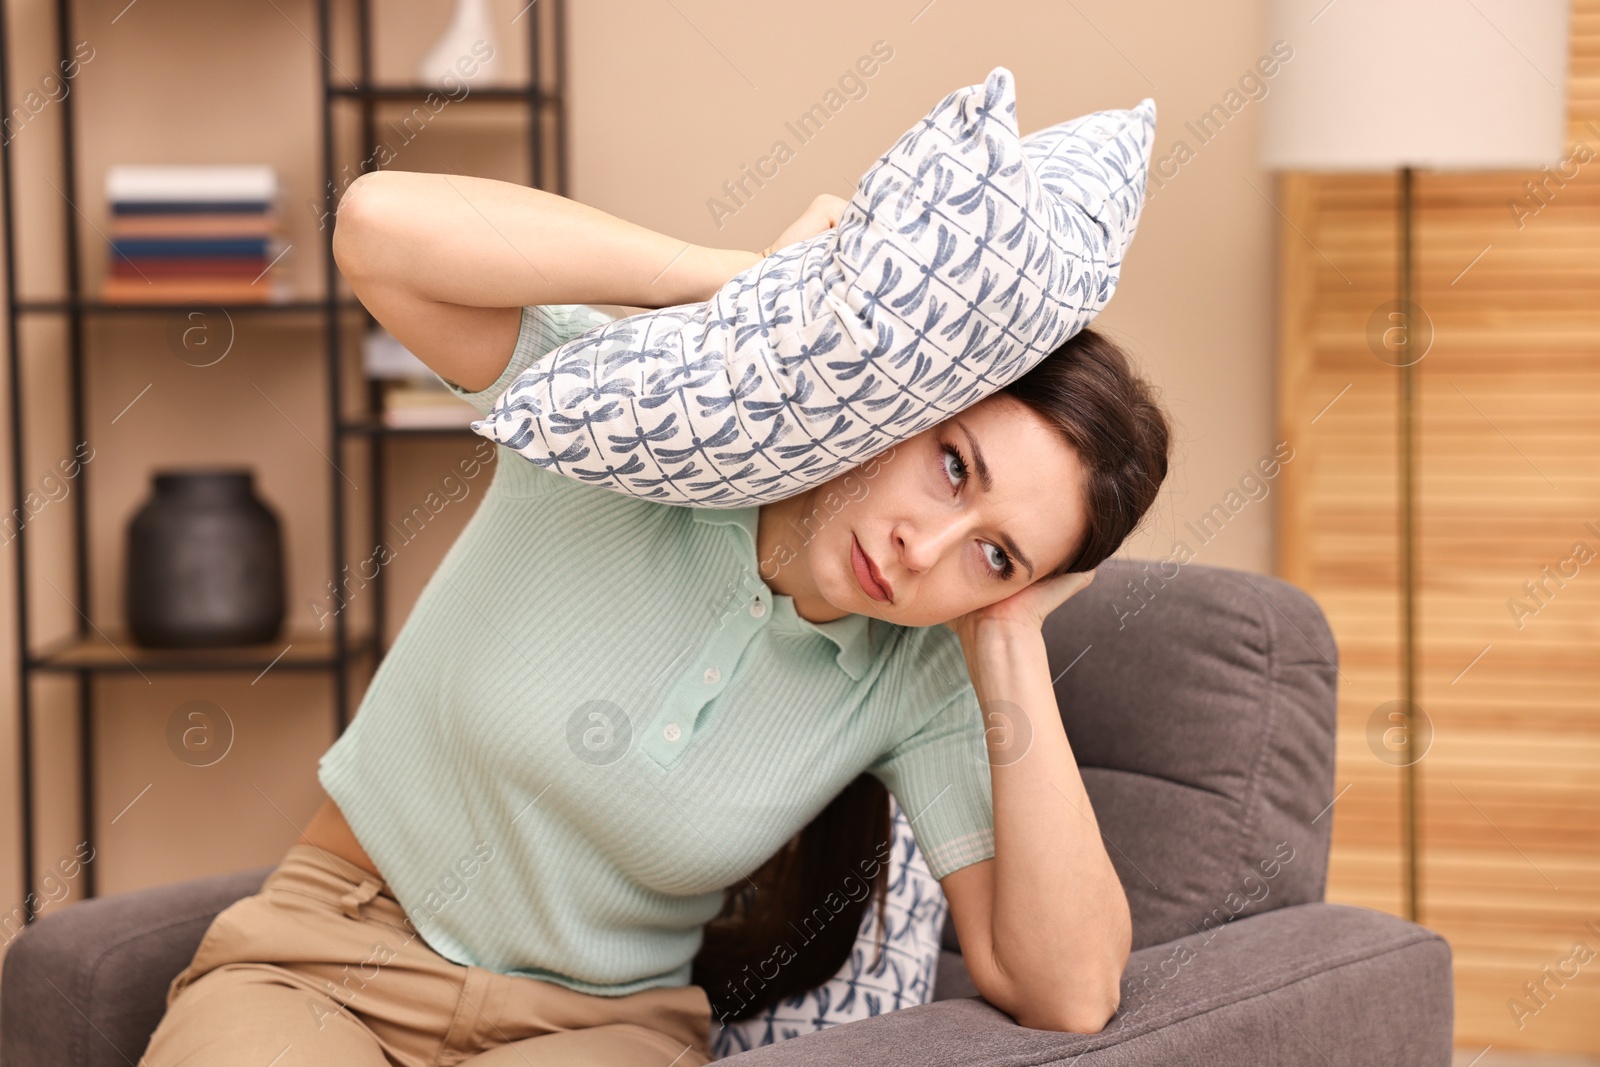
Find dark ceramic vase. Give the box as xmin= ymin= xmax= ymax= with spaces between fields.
xmin=125 ymin=468 xmax=286 ymax=647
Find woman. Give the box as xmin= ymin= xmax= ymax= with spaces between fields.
xmin=142 ymin=174 xmax=1172 ymax=1067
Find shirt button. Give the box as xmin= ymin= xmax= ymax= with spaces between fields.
xmin=703 ymin=666 xmax=721 ymax=684
xmin=749 ymin=599 xmax=766 ymax=618
xmin=663 ymin=722 xmax=682 ymax=742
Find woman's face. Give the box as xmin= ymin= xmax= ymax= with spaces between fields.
xmin=755 ymin=393 xmax=1089 ymax=628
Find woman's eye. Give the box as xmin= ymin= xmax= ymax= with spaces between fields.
xmin=940 ymin=443 xmax=966 ymax=489
xmin=940 ymin=442 xmax=1014 ymax=580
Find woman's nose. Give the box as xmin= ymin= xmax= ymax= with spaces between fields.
xmin=899 ymin=518 xmax=967 ymax=572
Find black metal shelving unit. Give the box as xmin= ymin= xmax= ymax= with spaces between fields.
xmin=1 ymin=0 xmax=566 ymax=911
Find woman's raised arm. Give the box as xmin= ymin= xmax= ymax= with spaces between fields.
xmin=330 ymin=170 xmax=760 ymax=392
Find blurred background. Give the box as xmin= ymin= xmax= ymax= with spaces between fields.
xmin=0 ymin=0 xmax=1593 ymax=1061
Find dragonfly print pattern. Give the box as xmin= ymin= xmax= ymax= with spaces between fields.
xmin=708 ymin=794 xmax=951 ymax=1058
xmin=473 ymin=67 xmax=1156 ymax=508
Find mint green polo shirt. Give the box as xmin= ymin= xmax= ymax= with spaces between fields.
xmin=317 ymin=304 xmax=995 ymax=996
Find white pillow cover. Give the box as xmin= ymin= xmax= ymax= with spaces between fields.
xmin=707 ymin=793 xmax=949 ymax=1059
xmin=471 ymin=66 xmax=1156 ymax=507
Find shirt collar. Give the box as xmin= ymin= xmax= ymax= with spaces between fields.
xmin=691 ymin=505 xmax=877 ymax=681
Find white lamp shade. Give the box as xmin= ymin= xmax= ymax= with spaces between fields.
xmin=1259 ymin=0 xmax=1569 ymax=171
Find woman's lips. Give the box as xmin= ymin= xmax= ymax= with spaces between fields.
xmin=852 ymin=534 xmax=892 ymax=603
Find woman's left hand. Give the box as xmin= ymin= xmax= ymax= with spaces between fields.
xmin=942 ymin=568 xmax=1098 ymax=642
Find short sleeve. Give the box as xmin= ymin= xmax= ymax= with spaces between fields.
xmin=439 ymin=304 xmax=617 ymax=417
xmin=867 ymin=683 xmax=995 ymax=881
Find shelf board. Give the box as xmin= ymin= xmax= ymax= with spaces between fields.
xmin=328 ymin=84 xmax=559 ymax=104
xmin=29 ymin=631 xmax=376 ymax=673
xmin=14 ymin=298 xmax=368 ymax=316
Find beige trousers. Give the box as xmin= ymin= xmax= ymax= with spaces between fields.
xmin=141 ymin=844 xmax=715 ymax=1067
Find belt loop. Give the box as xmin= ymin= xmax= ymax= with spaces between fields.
xmin=339 ymin=877 xmax=382 ymax=920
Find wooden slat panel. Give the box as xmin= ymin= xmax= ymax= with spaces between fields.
xmin=1277 ymin=1 xmax=1600 ymax=1053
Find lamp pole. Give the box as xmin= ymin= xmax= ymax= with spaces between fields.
xmin=1397 ymin=165 xmax=1419 ymax=925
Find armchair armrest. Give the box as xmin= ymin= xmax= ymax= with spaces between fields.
xmin=716 ymin=902 xmax=1453 ymax=1066
xmin=1 ymin=866 xmax=272 ymax=1067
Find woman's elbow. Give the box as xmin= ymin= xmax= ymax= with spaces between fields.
xmin=1013 ymin=973 xmax=1123 ymax=1034
xmin=331 ymin=171 xmax=396 ymax=280
xmin=1018 ymin=992 xmax=1120 ymax=1034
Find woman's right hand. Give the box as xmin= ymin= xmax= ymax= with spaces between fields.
xmin=699 ymin=191 xmax=847 ymax=296
xmin=760 ymin=193 xmax=848 ymax=258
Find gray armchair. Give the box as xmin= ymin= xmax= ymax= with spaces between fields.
xmin=1 ymin=560 xmax=1454 ymax=1065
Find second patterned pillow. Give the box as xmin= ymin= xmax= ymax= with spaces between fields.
xmin=706 ymin=793 xmax=950 ymax=1059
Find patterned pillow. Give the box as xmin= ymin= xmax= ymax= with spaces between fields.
xmin=470 ymin=66 xmax=1156 ymax=507
xmin=707 ymin=794 xmax=949 ymax=1060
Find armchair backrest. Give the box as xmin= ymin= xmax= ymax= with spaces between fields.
xmin=1039 ymin=558 xmax=1339 ymax=951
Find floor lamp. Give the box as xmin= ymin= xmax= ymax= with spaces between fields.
xmin=1258 ymin=0 xmax=1569 ymax=923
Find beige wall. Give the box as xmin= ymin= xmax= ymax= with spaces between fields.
xmin=0 ymin=0 xmax=1279 ymax=938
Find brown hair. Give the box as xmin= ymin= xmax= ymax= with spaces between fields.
xmin=690 ymin=326 xmax=1171 ymax=1022
xmin=999 ymin=324 xmax=1172 ymax=576
xmin=691 ymin=773 xmax=893 ymax=1023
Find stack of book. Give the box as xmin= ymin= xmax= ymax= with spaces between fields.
xmin=103 ymin=164 xmax=289 ymax=304
xmin=363 ymin=326 xmax=479 ymax=429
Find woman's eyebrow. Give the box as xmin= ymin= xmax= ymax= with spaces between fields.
xmin=954 ymin=418 xmax=1035 ymax=579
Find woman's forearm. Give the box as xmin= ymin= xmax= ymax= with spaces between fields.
xmin=333 ymin=169 xmax=759 ymax=310
xmin=965 ymin=622 xmax=1132 ymax=1031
